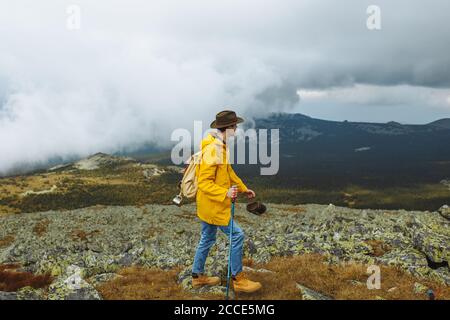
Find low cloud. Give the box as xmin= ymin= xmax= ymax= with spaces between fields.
xmin=1 ymin=0 xmax=450 ymax=174
xmin=298 ymin=85 xmax=450 ymax=109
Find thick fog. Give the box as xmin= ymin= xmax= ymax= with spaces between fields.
xmin=1 ymin=0 xmax=449 ymax=174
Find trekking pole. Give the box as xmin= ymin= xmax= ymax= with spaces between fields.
xmin=225 ymin=186 xmax=237 ymax=300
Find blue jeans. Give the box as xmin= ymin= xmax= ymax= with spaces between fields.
xmin=192 ymin=220 xmax=244 ymax=277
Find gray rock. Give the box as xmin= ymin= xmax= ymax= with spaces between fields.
xmin=47 ymin=265 xmax=101 ymax=300
xmin=0 ymin=291 xmax=18 ymax=300
xmin=431 ymin=267 xmax=450 ymax=285
xmin=88 ymin=273 xmax=121 ymax=286
xmin=118 ymin=253 xmax=134 ymax=266
xmin=438 ymin=205 xmax=450 ymax=220
xmin=242 ymin=266 xmax=274 ymax=273
xmin=296 ymin=283 xmax=333 ymax=300
xmin=1 ymin=201 xmax=450 ymax=296
xmin=16 ymin=287 xmax=45 ymax=300
xmin=65 ymin=287 xmax=100 ymax=300
xmin=413 ymin=282 xmax=428 ymax=295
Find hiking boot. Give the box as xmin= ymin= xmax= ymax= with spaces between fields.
xmin=232 ymin=273 xmax=262 ymax=293
xmin=192 ymin=274 xmax=221 ymax=288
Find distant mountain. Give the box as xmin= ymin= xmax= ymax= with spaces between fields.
xmin=229 ymin=112 xmax=450 ymax=210
xmin=250 ymin=113 xmax=450 ymax=163
xmin=254 ymin=112 xmax=450 ymax=138
xmin=428 ymin=118 xmax=450 ymax=129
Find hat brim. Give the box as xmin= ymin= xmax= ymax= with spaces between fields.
xmin=246 ymin=201 xmax=267 ymax=215
xmin=210 ymin=117 xmax=244 ymax=129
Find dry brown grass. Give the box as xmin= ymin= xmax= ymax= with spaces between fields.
xmin=242 ymin=257 xmax=255 ymax=268
xmin=0 ymin=172 xmax=138 ymax=214
xmin=364 ymin=240 xmax=392 ymax=257
xmin=0 ymin=264 xmax=53 ymax=292
xmin=33 ymin=219 xmax=50 ymax=237
xmin=96 ymin=266 xmax=221 ymax=300
xmin=97 ymin=254 xmax=450 ymax=300
xmin=0 ymin=205 xmax=20 ymax=216
xmin=235 ymin=215 xmax=253 ymax=225
xmin=0 ymin=173 xmax=68 ymax=197
xmin=0 ymin=235 xmax=15 ymax=248
xmin=281 ymin=206 xmax=307 ymax=214
xmin=71 ymin=229 xmax=100 ymax=242
xmin=244 ymin=254 xmax=450 ymax=300
xmin=177 ymin=210 xmax=195 ymax=220
xmin=145 ymin=225 xmax=165 ymax=238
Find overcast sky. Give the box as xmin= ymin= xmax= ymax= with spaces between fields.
xmin=1 ymin=0 xmax=450 ymax=174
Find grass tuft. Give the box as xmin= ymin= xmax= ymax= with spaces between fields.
xmin=96 ymin=266 xmax=220 ymax=300
xmin=0 ymin=264 xmax=53 ymax=292
xmin=33 ymin=219 xmax=50 ymax=237
xmin=364 ymin=240 xmax=392 ymax=257
xmin=0 ymin=235 xmax=15 ymax=248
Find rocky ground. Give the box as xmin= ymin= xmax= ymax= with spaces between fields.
xmin=0 ymin=202 xmax=449 ymax=300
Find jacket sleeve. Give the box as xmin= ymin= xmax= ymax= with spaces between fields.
xmin=197 ymin=146 xmax=229 ymax=202
xmin=228 ymin=165 xmax=248 ymax=193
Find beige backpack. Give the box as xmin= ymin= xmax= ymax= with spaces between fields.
xmin=173 ymin=151 xmax=202 ymax=205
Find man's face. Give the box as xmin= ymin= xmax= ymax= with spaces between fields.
xmin=225 ymin=124 xmax=237 ymax=137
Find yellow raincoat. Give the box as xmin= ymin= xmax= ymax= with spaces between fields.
xmin=196 ymin=133 xmax=248 ymax=226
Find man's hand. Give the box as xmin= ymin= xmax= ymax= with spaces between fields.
xmin=245 ymin=189 xmax=256 ymax=199
xmin=227 ymin=186 xmax=238 ymax=199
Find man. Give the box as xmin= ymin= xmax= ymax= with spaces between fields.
xmin=191 ymin=110 xmax=262 ymax=293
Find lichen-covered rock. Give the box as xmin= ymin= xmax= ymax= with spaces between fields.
xmin=0 ymin=202 xmax=449 ymax=298
xmin=413 ymin=282 xmax=428 ymax=294
xmin=87 ymin=273 xmax=121 ymax=287
xmin=429 ymin=267 xmax=450 ymax=285
xmin=47 ymin=265 xmax=101 ymax=300
xmin=177 ymin=266 xmax=229 ymax=297
xmin=438 ymin=205 xmax=450 ymax=220
xmin=243 ymin=266 xmax=274 ymax=273
xmin=410 ymin=229 xmax=450 ymax=264
xmin=0 ymin=291 xmax=17 ymax=300
xmin=16 ymin=287 xmax=45 ymax=300
xmin=376 ymin=248 xmax=429 ymax=270
xmin=296 ymin=283 xmax=333 ymax=300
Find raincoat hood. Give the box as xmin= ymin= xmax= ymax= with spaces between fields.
xmin=201 ymin=132 xmax=224 ymax=148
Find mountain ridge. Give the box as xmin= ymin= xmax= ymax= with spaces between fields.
xmin=2 ymin=112 xmax=449 ymax=177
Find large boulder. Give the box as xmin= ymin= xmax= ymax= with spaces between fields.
xmin=438 ymin=205 xmax=450 ymax=220
xmin=411 ymin=229 xmax=450 ymax=264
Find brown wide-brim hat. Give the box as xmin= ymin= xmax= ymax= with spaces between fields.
xmin=210 ymin=110 xmax=244 ymax=129
xmin=246 ymin=201 xmax=267 ymax=215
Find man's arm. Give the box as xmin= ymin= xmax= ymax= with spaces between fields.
xmin=197 ymin=147 xmax=229 ymax=202
xmin=228 ymin=165 xmax=248 ymax=193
